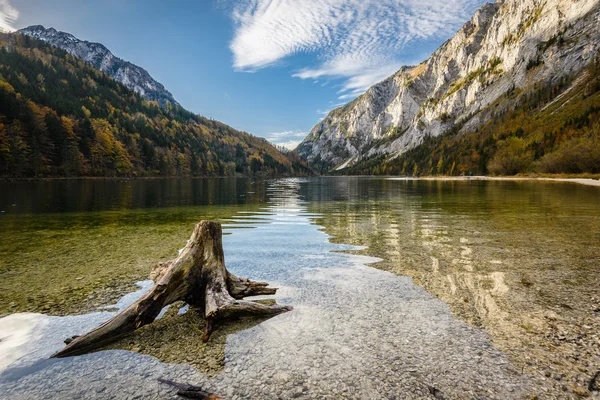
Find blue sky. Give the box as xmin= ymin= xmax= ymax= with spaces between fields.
xmin=2 ymin=0 xmax=486 ymax=148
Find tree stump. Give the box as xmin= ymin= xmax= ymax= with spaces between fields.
xmin=51 ymin=221 xmax=291 ymax=358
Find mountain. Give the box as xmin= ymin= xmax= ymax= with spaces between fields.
xmin=297 ymin=0 xmax=600 ymax=175
xmin=0 ymin=32 xmax=311 ymax=178
xmin=18 ymin=25 xmax=178 ymax=108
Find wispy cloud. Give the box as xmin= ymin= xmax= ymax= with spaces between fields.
xmin=265 ymin=130 xmax=309 ymax=150
xmin=228 ymin=0 xmax=484 ymax=100
xmin=0 ymin=0 xmax=18 ymax=33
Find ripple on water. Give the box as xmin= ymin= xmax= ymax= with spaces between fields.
xmin=0 ymin=179 xmax=530 ymax=399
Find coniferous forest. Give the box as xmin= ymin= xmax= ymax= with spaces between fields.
xmin=0 ymin=33 xmax=311 ymax=178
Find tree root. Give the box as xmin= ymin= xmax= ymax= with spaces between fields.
xmin=51 ymin=221 xmax=292 ymax=358
xmin=589 ymin=370 xmax=600 ymax=392
xmin=158 ymin=378 xmax=223 ymax=400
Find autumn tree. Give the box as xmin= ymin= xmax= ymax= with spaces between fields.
xmin=0 ymin=32 xmax=308 ymax=178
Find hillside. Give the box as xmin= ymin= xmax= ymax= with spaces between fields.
xmin=337 ymin=57 xmax=600 ymax=175
xmin=297 ymin=0 xmax=600 ymax=175
xmin=0 ymin=32 xmax=311 ymax=178
xmin=19 ymin=25 xmax=178 ymax=108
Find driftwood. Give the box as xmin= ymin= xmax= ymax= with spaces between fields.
xmin=589 ymin=370 xmax=600 ymax=392
xmin=158 ymin=378 xmax=222 ymax=400
xmin=51 ymin=221 xmax=291 ymax=358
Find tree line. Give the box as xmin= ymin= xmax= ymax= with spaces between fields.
xmin=336 ymin=53 xmax=600 ymax=176
xmin=0 ymin=33 xmax=311 ymax=178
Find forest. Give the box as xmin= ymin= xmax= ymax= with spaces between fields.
xmin=337 ymin=53 xmax=600 ymax=177
xmin=0 ymin=33 xmax=311 ymax=178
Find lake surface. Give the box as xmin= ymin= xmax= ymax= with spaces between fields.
xmin=0 ymin=177 xmax=599 ymax=399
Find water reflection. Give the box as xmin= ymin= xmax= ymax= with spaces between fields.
xmin=0 ymin=204 xmax=267 ymax=316
xmin=306 ymin=177 xmax=600 ymax=396
xmin=0 ymin=178 xmax=271 ymax=214
xmin=0 ymin=178 xmax=529 ymax=399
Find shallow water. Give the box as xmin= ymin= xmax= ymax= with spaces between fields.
xmin=0 ymin=178 xmax=270 ymax=316
xmin=304 ymin=178 xmax=600 ymax=396
xmin=0 ymin=177 xmax=598 ymax=399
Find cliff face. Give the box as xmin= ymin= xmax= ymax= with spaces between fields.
xmin=297 ymin=0 xmax=600 ymax=170
xmin=18 ymin=25 xmax=179 ymax=108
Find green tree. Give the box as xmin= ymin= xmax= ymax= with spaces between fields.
xmin=436 ymin=156 xmax=444 ymax=175
xmin=488 ymin=137 xmax=534 ymax=175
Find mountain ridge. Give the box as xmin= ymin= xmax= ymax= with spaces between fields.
xmin=0 ymin=32 xmax=310 ymax=178
xmin=297 ymin=0 xmax=600 ymax=174
xmin=18 ymin=25 xmax=179 ymax=108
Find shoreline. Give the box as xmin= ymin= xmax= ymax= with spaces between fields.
xmin=388 ymin=175 xmax=600 ymax=187
xmin=0 ymin=174 xmax=299 ymax=182
xmin=2 ymin=174 xmax=599 ymax=186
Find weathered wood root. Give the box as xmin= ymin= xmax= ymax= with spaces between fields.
xmin=202 ymin=317 xmax=214 ymax=343
xmin=227 ymin=273 xmax=278 ymax=299
xmin=589 ymin=370 xmax=600 ymax=392
xmin=51 ymin=221 xmax=291 ymax=358
xmin=158 ymin=378 xmax=222 ymax=400
xmin=178 ymin=390 xmax=221 ymax=400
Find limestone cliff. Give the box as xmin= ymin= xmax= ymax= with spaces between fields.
xmin=297 ymin=0 xmax=600 ymax=170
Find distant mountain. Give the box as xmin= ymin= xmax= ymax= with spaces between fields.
xmin=18 ymin=25 xmax=178 ymax=108
xmin=0 ymin=32 xmax=311 ymax=178
xmin=298 ymin=0 xmax=600 ymax=175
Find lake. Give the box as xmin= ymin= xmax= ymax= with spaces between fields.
xmin=0 ymin=177 xmax=598 ymax=399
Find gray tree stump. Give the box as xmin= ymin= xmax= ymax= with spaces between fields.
xmin=52 ymin=221 xmax=291 ymax=358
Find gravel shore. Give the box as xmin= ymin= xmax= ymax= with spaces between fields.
xmin=389 ymin=176 xmax=600 ymax=187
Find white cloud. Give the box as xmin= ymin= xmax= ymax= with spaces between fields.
xmin=0 ymin=0 xmax=18 ymax=33
xmin=228 ymin=0 xmax=484 ymax=99
xmin=275 ymin=140 xmax=302 ymax=150
xmin=265 ymin=130 xmax=309 ymax=150
xmin=293 ymin=55 xmax=404 ymax=98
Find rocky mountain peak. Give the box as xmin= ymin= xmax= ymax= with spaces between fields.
xmin=297 ymin=0 xmax=600 ymax=171
xmin=18 ymin=25 xmax=179 ymax=108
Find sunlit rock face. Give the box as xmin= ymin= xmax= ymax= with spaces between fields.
xmin=18 ymin=25 xmax=179 ymax=108
xmin=297 ymin=0 xmax=600 ymax=169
